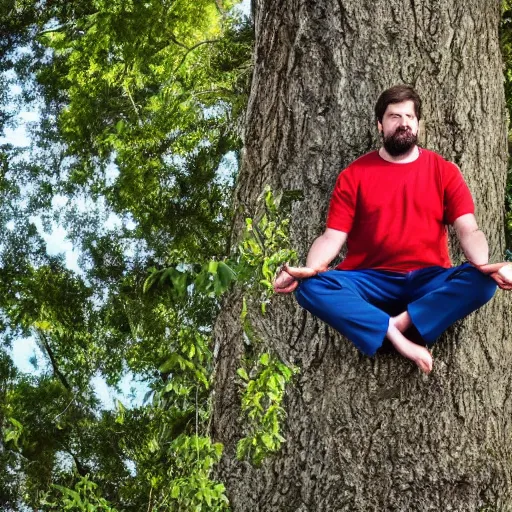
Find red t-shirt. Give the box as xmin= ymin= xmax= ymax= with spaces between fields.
xmin=326 ymin=148 xmax=475 ymax=272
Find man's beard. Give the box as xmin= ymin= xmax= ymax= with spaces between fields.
xmin=382 ymin=127 xmax=418 ymax=156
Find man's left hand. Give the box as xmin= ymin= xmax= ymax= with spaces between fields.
xmin=472 ymin=262 xmax=512 ymax=290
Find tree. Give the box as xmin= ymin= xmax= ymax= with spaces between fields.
xmin=212 ymin=1 xmax=512 ymax=510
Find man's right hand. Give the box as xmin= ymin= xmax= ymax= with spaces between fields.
xmin=273 ymin=229 xmax=345 ymax=294
xmin=273 ymin=264 xmax=324 ymax=294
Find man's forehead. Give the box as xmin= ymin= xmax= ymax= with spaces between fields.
xmin=384 ymin=100 xmax=416 ymax=115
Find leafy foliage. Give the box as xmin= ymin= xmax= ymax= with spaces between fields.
xmin=145 ymin=186 xmax=301 ymax=470
xmin=235 ymin=187 xmax=299 ymax=308
xmin=0 ymin=0 xmax=252 ymax=510
xmin=42 ymin=476 xmax=119 ymax=512
xmin=236 ymin=354 xmax=297 ymax=466
xmin=142 ymin=186 xmax=302 ymax=475
xmin=165 ymin=435 xmax=229 ymax=511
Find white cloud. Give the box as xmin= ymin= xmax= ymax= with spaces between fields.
xmin=10 ymin=336 xmax=46 ymax=375
xmin=44 ymin=225 xmax=73 ymax=254
xmin=0 ymin=125 xmax=30 ymax=147
xmin=51 ymin=195 xmax=68 ymax=208
xmin=105 ymin=161 xmax=120 ymax=185
xmin=91 ymin=372 xmax=150 ymax=410
xmin=234 ymin=0 xmax=250 ymax=16
xmin=29 ymin=216 xmax=82 ymax=274
xmin=105 ymin=212 xmax=122 ymax=230
xmin=19 ymin=111 xmax=39 ymax=122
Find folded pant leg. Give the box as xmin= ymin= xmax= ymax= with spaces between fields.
xmin=295 ymin=270 xmax=401 ymax=356
xmin=407 ymin=263 xmax=497 ymax=344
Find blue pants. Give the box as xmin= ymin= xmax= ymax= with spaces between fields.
xmin=295 ymin=264 xmax=497 ymax=356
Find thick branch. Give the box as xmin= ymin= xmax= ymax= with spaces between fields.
xmin=39 ymin=333 xmax=72 ymax=391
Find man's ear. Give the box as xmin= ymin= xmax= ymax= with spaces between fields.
xmin=377 ymin=120 xmax=383 ymax=134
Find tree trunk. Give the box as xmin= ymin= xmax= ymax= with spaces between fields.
xmin=212 ymin=0 xmax=512 ymax=510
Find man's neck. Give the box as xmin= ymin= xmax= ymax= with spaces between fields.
xmin=378 ymin=145 xmax=419 ymax=163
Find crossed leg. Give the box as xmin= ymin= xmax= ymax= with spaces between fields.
xmin=295 ymin=270 xmax=433 ymax=372
xmin=295 ymin=265 xmax=496 ymax=375
xmin=386 ymin=263 xmax=498 ymax=374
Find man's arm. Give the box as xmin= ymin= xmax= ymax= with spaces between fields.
xmin=453 ymin=213 xmax=512 ymax=289
xmin=274 ymin=228 xmax=347 ymax=293
xmin=453 ymin=213 xmax=488 ymax=265
xmin=305 ymin=228 xmax=348 ymax=269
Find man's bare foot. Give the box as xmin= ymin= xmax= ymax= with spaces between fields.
xmin=387 ymin=321 xmax=433 ymax=374
xmin=390 ymin=311 xmax=412 ymax=333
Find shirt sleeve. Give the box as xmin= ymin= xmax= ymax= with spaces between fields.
xmin=326 ymin=168 xmax=357 ymax=232
xmin=443 ymin=161 xmax=475 ymax=224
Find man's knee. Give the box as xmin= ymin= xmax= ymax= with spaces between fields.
xmin=294 ymin=271 xmax=347 ymax=313
xmin=294 ymin=275 xmax=325 ymax=310
xmin=477 ymin=275 xmax=497 ymax=305
xmin=465 ymin=266 xmax=497 ymax=306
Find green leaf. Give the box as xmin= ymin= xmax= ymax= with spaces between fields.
xmin=237 ymin=367 xmax=249 ymax=381
xmin=143 ymin=269 xmax=162 ymax=293
xmin=208 ymin=260 xmax=219 ymax=274
xmin=261 ymin=433 xmax=274 ymax=449
xmin=217 ymin=261 xmax=237 ymax=288
xmin=170 ymin=270 xmax=189 ymax=296
xmin=259 ymin=353 xmax=270 ymax=366
xmin=241 ymin=296 xmax=248 ymax=321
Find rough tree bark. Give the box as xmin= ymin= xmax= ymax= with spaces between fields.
xmin=212 ymin=0 xmax=512 ymax=510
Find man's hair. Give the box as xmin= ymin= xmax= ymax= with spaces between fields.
xmin=374 ymin=85 xmax=422 ymax=122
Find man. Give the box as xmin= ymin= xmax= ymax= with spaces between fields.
xmin=274 ymin=85 xmax=512 ymax=374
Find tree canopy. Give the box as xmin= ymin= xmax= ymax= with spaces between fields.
xmin=0 ymin=0 xmax=252 ymax=509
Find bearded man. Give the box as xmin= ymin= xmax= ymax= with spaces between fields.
xmin=274 ymin=84 xmax=512 ymax=374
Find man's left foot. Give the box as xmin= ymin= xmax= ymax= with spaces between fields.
xmin=387 ymin=321 xmax=433 ymax=374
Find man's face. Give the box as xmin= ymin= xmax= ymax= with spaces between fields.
xmin=378 ymin=100 xmax=419 ymax=156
